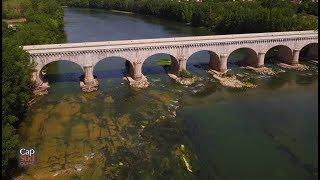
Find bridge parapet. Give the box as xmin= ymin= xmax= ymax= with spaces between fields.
xmin=23 ymin=30 xmax=317 ymax=56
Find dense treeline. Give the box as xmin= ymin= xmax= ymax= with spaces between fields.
xmin=298 ymin=0 xmax=318 ymax=16
xmin=2 ymin=0 xmax=65 ymax=177
xmin=63 ymin=0 xmax=318 ymax=34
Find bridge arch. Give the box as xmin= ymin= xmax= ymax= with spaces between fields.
xmin=35 ymin=59 xmax=84 ymax=88
xmin=299 ymin=43 xmax=318 ymax=62
xmin=142 ymin=53 xmax=180 ymax=76
xmin=227 ymin=47 xmax=258 ymax=68
xmin=186 ymin=50 xmax=220 ymax=72
xmin=93 ymin=56 xmax=134 ymax=80
xmin=265 ymin=45 xmax=293 ymax=64
xmin=92 ymin=54 xmax=134 ymax=68
xmin=34 ymin=58 xmax=84 ymax=72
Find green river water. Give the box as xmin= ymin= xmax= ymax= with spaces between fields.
xmin=17 ymin=8 xmax=318 ymax=180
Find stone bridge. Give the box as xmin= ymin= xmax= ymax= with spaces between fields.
xmin=23 ymin=30 xmax=318 ymax=92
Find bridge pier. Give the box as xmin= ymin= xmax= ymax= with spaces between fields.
xmin=178 ymin=58 xmax=187 ymax=72
xmin=80 ymin=66 xmax=99 ymax=92
xmin=124 ymin=61 xmax=149 ymax=88
xmin=208 ymin=52 xmax=220 ymax=70
xmin=257 ymin=52 xmax=266 ymax=67
xmin=291 ymin=49 xmax=300 ymax=65
xmin=217 ymin=54 xmax=228 ymax=73
xmin=132 ymin=62 xmax=143 ymax=81
xmin=208 ymin=53 xmax=228 ymax=73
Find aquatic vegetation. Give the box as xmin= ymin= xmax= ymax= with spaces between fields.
xmin=156 ymin=58 xmax=172 ymax=66
xmin=79 ymin=91 xmax=99 ymax=102
xmin=178 ymin=70 xmax=194 ymax=79
xmin=18 ymin=60 xmax=319 ymax=179
xmin=53 ymin=101 xmax=81 ymax=122
xmin=169 ymin=72 xmax=198 ymax=86
xmin=104 ymin=95 xmax=114 ymax=104
xmin=148 ymin=90 xmax=174 ymax=104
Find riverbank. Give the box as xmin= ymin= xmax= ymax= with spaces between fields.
xmin=2 ymin=0 xmax=65 ymax=177
xmin=62 ymin=0 xmax=318 ymax=34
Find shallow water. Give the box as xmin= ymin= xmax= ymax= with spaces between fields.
xmin=18 ymin=8 xmax=318 ymax=180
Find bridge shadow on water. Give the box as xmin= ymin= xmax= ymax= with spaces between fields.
xmin=45 ymin=60 xmax=276 ymax=84
xmin=45 ymin=66 xmax=172 ymax=84
xmin=46 ymin=72 xmax=83 ymax=83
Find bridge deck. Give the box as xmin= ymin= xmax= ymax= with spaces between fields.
xmin=23 ymin=31 xmax=317 ymax=54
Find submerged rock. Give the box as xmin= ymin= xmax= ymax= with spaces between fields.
xmin=75 ymin=164 xmax=83 ymax=172
xmin=173 ymin=144 xmax=194 ymax=173
xmin=123 ymin=75 xmax=150 ymax=89
xmin=277 ymin=63 xmax=309 ymax=71
xmin=104 ymin=96 xmax=114 ymax=104
xmin=80 ymin=79 xmax=99 ymax=92
xmin=310 ymin=60 xmax=318 ymax=64
xmin=151 ymin=78 xmax=161 ymax=82
xmin=208 ymin=70 xmax=257 ymax=88
xmin=168 ymin=73 xmax=197 ymax=85
xmin=27 ymin=97 xmax=39 ymax=107
xmin=33 ymin=82 xmax=50 ymax=96
xmin=182 ymin=155 xmax=193 ymax=173
xmin=241 ymin=66 xmax=276 ymax=75
xmin=171 ymin=100 xmax=179 ymax=104
xmin=84 ymin=153 xmax=95 ymax=160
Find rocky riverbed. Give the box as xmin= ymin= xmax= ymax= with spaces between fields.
xmin=168 ymin=73 xmax=198 ymax=85
xmin=241 ymin=66 xmax=276 ymax=75
xmin=277 ymin=63 xmax=309 ymax=71
xmin=208 ymin=70 xmax=257 ymax=88
xmin=123 ymin=75 xmax=150 ymax=88
xmin=80 ymin=79 xmax=99 ymax=92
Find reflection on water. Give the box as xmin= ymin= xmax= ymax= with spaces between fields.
xmin=17 ymin=8 xmax=318 ymax=180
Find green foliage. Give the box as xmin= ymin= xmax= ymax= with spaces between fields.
xmin=178 ymin=70 xmax=194 ymax=78
xmin=64 ymin=0 xmax=317 ymax=33
xmin=2 ymin=0 xmax=32 ymax=19
xmin=156 ymin=59 xmax=172 ymax=66
xmin=257 ymin=0 xmax=295 ymax=9
xmin=2 ymin=39 xmax=33 ymax=119
xmin=2 ymin=0 xmax=65 ymax=177
xmin=298 ymin=1 xmax=318 ymax=16
xmin=2 ymin=39 xmax=32 ymax=178
xmin=2 ymin=124 xmax=20 ymax=175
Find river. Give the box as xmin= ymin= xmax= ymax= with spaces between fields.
xmin=18 ymin=8 xmax=318 ymax=180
